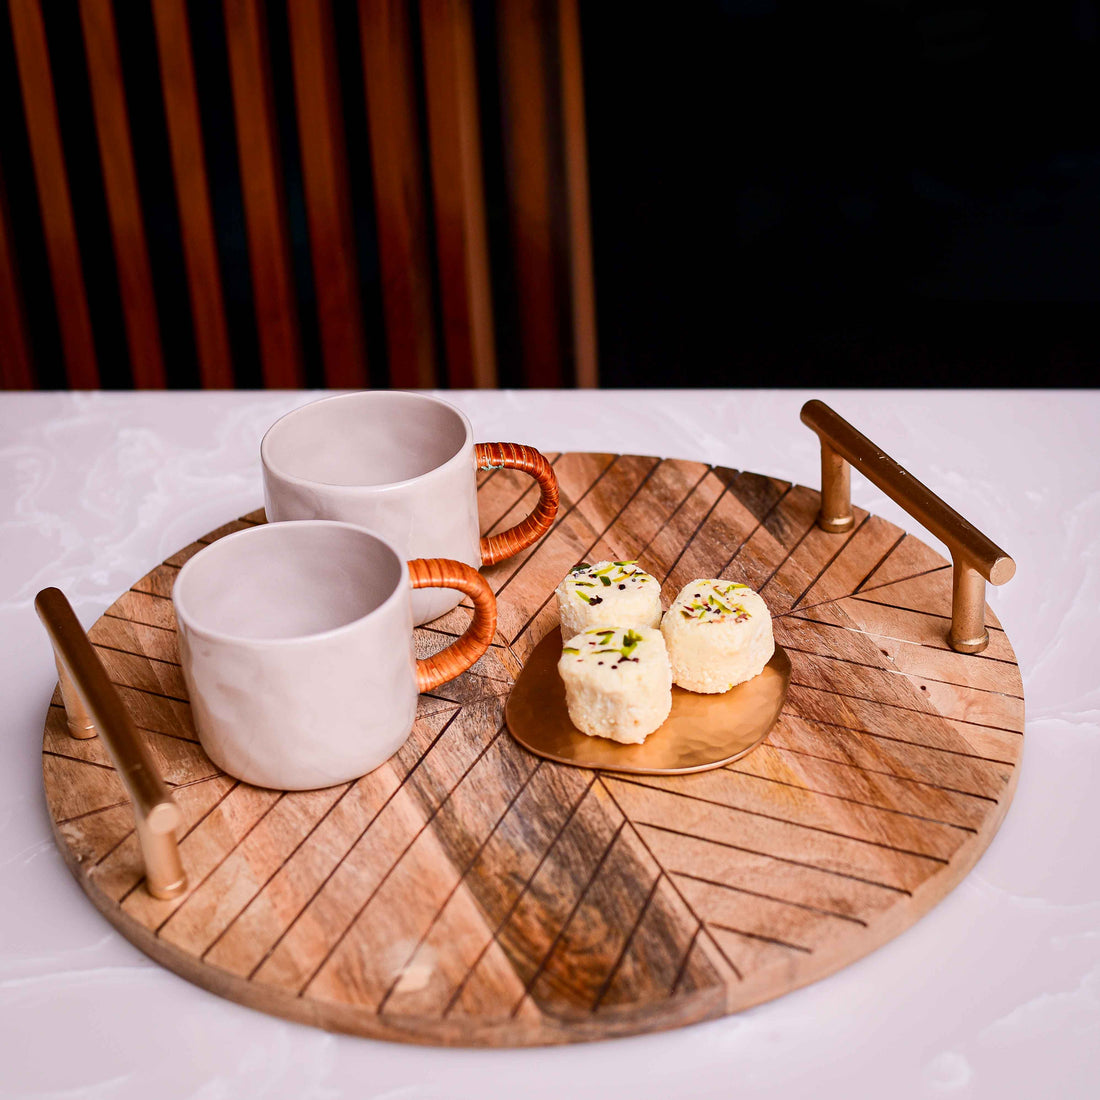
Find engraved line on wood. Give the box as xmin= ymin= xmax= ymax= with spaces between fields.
xmin=93 ymin=822 xmax=140 ymax=869
xmin=780 ymin=643 xmax=1025 ymax=700
xmin=757 ymin=511 xmax=818 ymax=595
xmin=716 ymin=481 xmax=796 ymax=580
xmin=597 ymin=778 xmax=744 ymax=982
xmin=118 ymin=779 xmax=240 ymax=905
xmin=505 ymin=455 xmax=674 ymax=645
xmin=298 ymin=719 xmax=511 ymax=997
xmin=636 ymin=821 xmax=911 ymax=896
xmin=42 ymin=750 xmax=125 ymax=775
xmin=93 ymin=642 xmax=181 ymax=668
xmin=609 ymin=775 xmax=950 ymax=864
xmin=787 ymin=513 xmax=872 ymax=611
xmin=107 ymin=681 xmax=189 ymax=706
xmin=417 ymin=624 xmax=512 ymax=649
xmin=851 ymin=530 xmax=908 ymax=594
xmin=128 ymin=589 xmax=173 ymax=602
xmin=55 ymin=798 xmax=134 ymax=826
xmin=849 ymin=594 xmax=1006 ymax=632
xmin=781 ymin=614 xmax=1021 ymax=665
xmin=669 ymin=922 xmax=703 ymax=996
xmin=706 ymin=921 xmax=813 ymax=954
xmin=767 ymin=743 xmax=999 ymax=803
xmin=103 ymin=612 xmax=175 ymax=632
xmin=156 ymin=792 xmax=289 ymax=934
xmin=720 ymin=767 xmax=978 ymax=834
xmin=490 ymin=454 xmax=621 ymax=603
xmin=789 ymin=714 xmax=1017 ymax=767
xmin=653 ymin=474 xmax=736 ymax=584
xmin=201 ymin=780 xmax=357 ymax=961
xmin=829 ymin=563 xmax=955 ymax=602
xmin=246 ymin=707 xmax=464 ymax=981
xmin=789 ymin=682 xmax=1023 ymax=735
xmin=375 ymin=757 xmax=544 ymax=1014
xmin=508 ymin=819 xmax=628 ymax=1018
xmin=777 ymin=564 xmax=954 ymax=620
xmin=443 ymin=774 xmax=599 ymax=1016
xmin=86 ymin=772 xmax=227 ymax=860
xmin=670 ymin=871 xmax=868 ymax=926
xmin=590 ymin=872 xmax=664 ymax=1012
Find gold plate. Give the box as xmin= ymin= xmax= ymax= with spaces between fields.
xmin=505 ymin=629 xmax=791 ymax=775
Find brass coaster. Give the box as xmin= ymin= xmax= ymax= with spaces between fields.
xmin=505 ymin=629 xmax=791 ymax=775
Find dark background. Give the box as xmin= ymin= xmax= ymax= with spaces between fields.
xmin=584 ymin=0 xmax=1100 ymax=387
xmin=1 ymin=0 xmax=1097 ymax=388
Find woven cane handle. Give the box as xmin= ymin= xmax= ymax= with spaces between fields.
xmin=408 ymin=558 xmax=497 ymax=692
xmin=475 ymin=443 xmax=559 ymax=566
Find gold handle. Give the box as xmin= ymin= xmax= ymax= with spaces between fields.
xmin=475 ymin=443 xmax=559 ymax=565
xmin=800 ymin=400 xmax=1015 ymax=655
xmin=408 ymin=559 xmax=497 ymax=692
xmin=35 ymin=587 xmax=188 ymax=899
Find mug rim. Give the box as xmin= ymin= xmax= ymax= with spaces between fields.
xmin=172 ymin=520 xmax=410 ymax=648
xmin=260 ymin=390 xmax=475 ymax=494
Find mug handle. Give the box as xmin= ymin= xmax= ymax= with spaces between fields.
xmin=408 ymin=558 xmax=497 ymax=692
xmin=474 ymin=443 xmax=560 ymax=565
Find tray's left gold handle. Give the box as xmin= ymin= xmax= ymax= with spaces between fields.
xmin=36 ymin=587 xmax=188 ymax=899
xmin=801 ymin=401 xmax=1015 ymax=655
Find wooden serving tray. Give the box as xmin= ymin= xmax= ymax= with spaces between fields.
xmin=42 ymin=453 xmax=1024 ymax=1046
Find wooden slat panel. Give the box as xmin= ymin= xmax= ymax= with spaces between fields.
xmin=78 ymin=0 xmax=166 ymax=389
xmin=0 ymin=159 xmax=34 ymax=387
xmin=556 ymin=0 xmax=597 ymax=388
xmin=419 ymin=0 xmax=496 ymax=388
xmin=223 ymin=0 xmax=303 ymax=388
xmin=497 ymin=0 xmax=564 ymax=387
xmin=358 ymin=0 xmax=437 ymax=388
xmin=286 ymin=0 xmax=369 ymax=389
xmin=9 ymin=0 xmax=99 ymax=388
xmin=151 ymin=0 xmax=234 ymax=388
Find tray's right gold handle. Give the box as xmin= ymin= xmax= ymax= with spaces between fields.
xmin=36 ymin=587 xmax=188 ymax=899
xmin=800 ymin=400 xmax=1015 ymax=655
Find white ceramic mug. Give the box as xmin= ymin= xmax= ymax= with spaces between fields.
xmin=172 ymin=521 xmax=496 ymax=790
xmin=260 ymin=392 xmax=558 ymax=625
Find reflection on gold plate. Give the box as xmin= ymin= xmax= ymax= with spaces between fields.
xmin=505 ymin=629 xmax=791 ymax=775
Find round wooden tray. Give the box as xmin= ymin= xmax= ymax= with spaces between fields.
xmin=42 ymin=453 xmax=1024 ymax=1046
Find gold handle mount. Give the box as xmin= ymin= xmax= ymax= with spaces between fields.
xmin=36 ymin=587 xmax=188 ymax=899
xmin=800 ymin=400 xmax=1015 ymax=655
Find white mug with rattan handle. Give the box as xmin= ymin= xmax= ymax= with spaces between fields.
xmin=260 ymin=392 xmax=558 ymax=625
xmin=173 ymin=521 xmax=496 ymax=790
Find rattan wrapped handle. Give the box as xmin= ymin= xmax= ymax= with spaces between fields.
xmin=475 ymin=443 xmax=559 ymax=565
xmin=408 ymin=558 xmax=497 ymax=692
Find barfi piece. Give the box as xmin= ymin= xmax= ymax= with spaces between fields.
xmin=557 ymin=626 xmax=672 ymax=744
xmin=661 ymin=579 xmax=773 ymax=693
xmin=556 ymin=560 xmax=662 ymax=638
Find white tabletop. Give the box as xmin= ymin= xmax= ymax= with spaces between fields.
xmin=2 ymin=389 xmax=1097 ymax=1099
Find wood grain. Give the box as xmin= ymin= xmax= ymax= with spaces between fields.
xmin=78 ymin=0 xmax=166 ymax=389
xmin=286 ymin=0 xmax=369 ymax=389
xmin=223 ymin=0 xmax=303 ymax=388
xmin=42 ymin=456 xmax=1023 ymax=1046
xmin=151 ymin=0 xmax=235 ymax=389
xmin=0 ymin=158 xmax=34 ymax=388
xmin=9 ymin=0 xmax=99 ymax=388
xmin=357 ymin=0 xmax=438 ymax=389
xmin=419 ymin=0 xmax=497 ymax=389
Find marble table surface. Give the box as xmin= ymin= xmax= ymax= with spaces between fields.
xmin=1 ymin=389 xmax=1097 ymax=1100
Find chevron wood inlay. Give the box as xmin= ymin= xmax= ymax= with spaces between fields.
xmin=42 ymin=456 xmax=1023 ymax=1045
